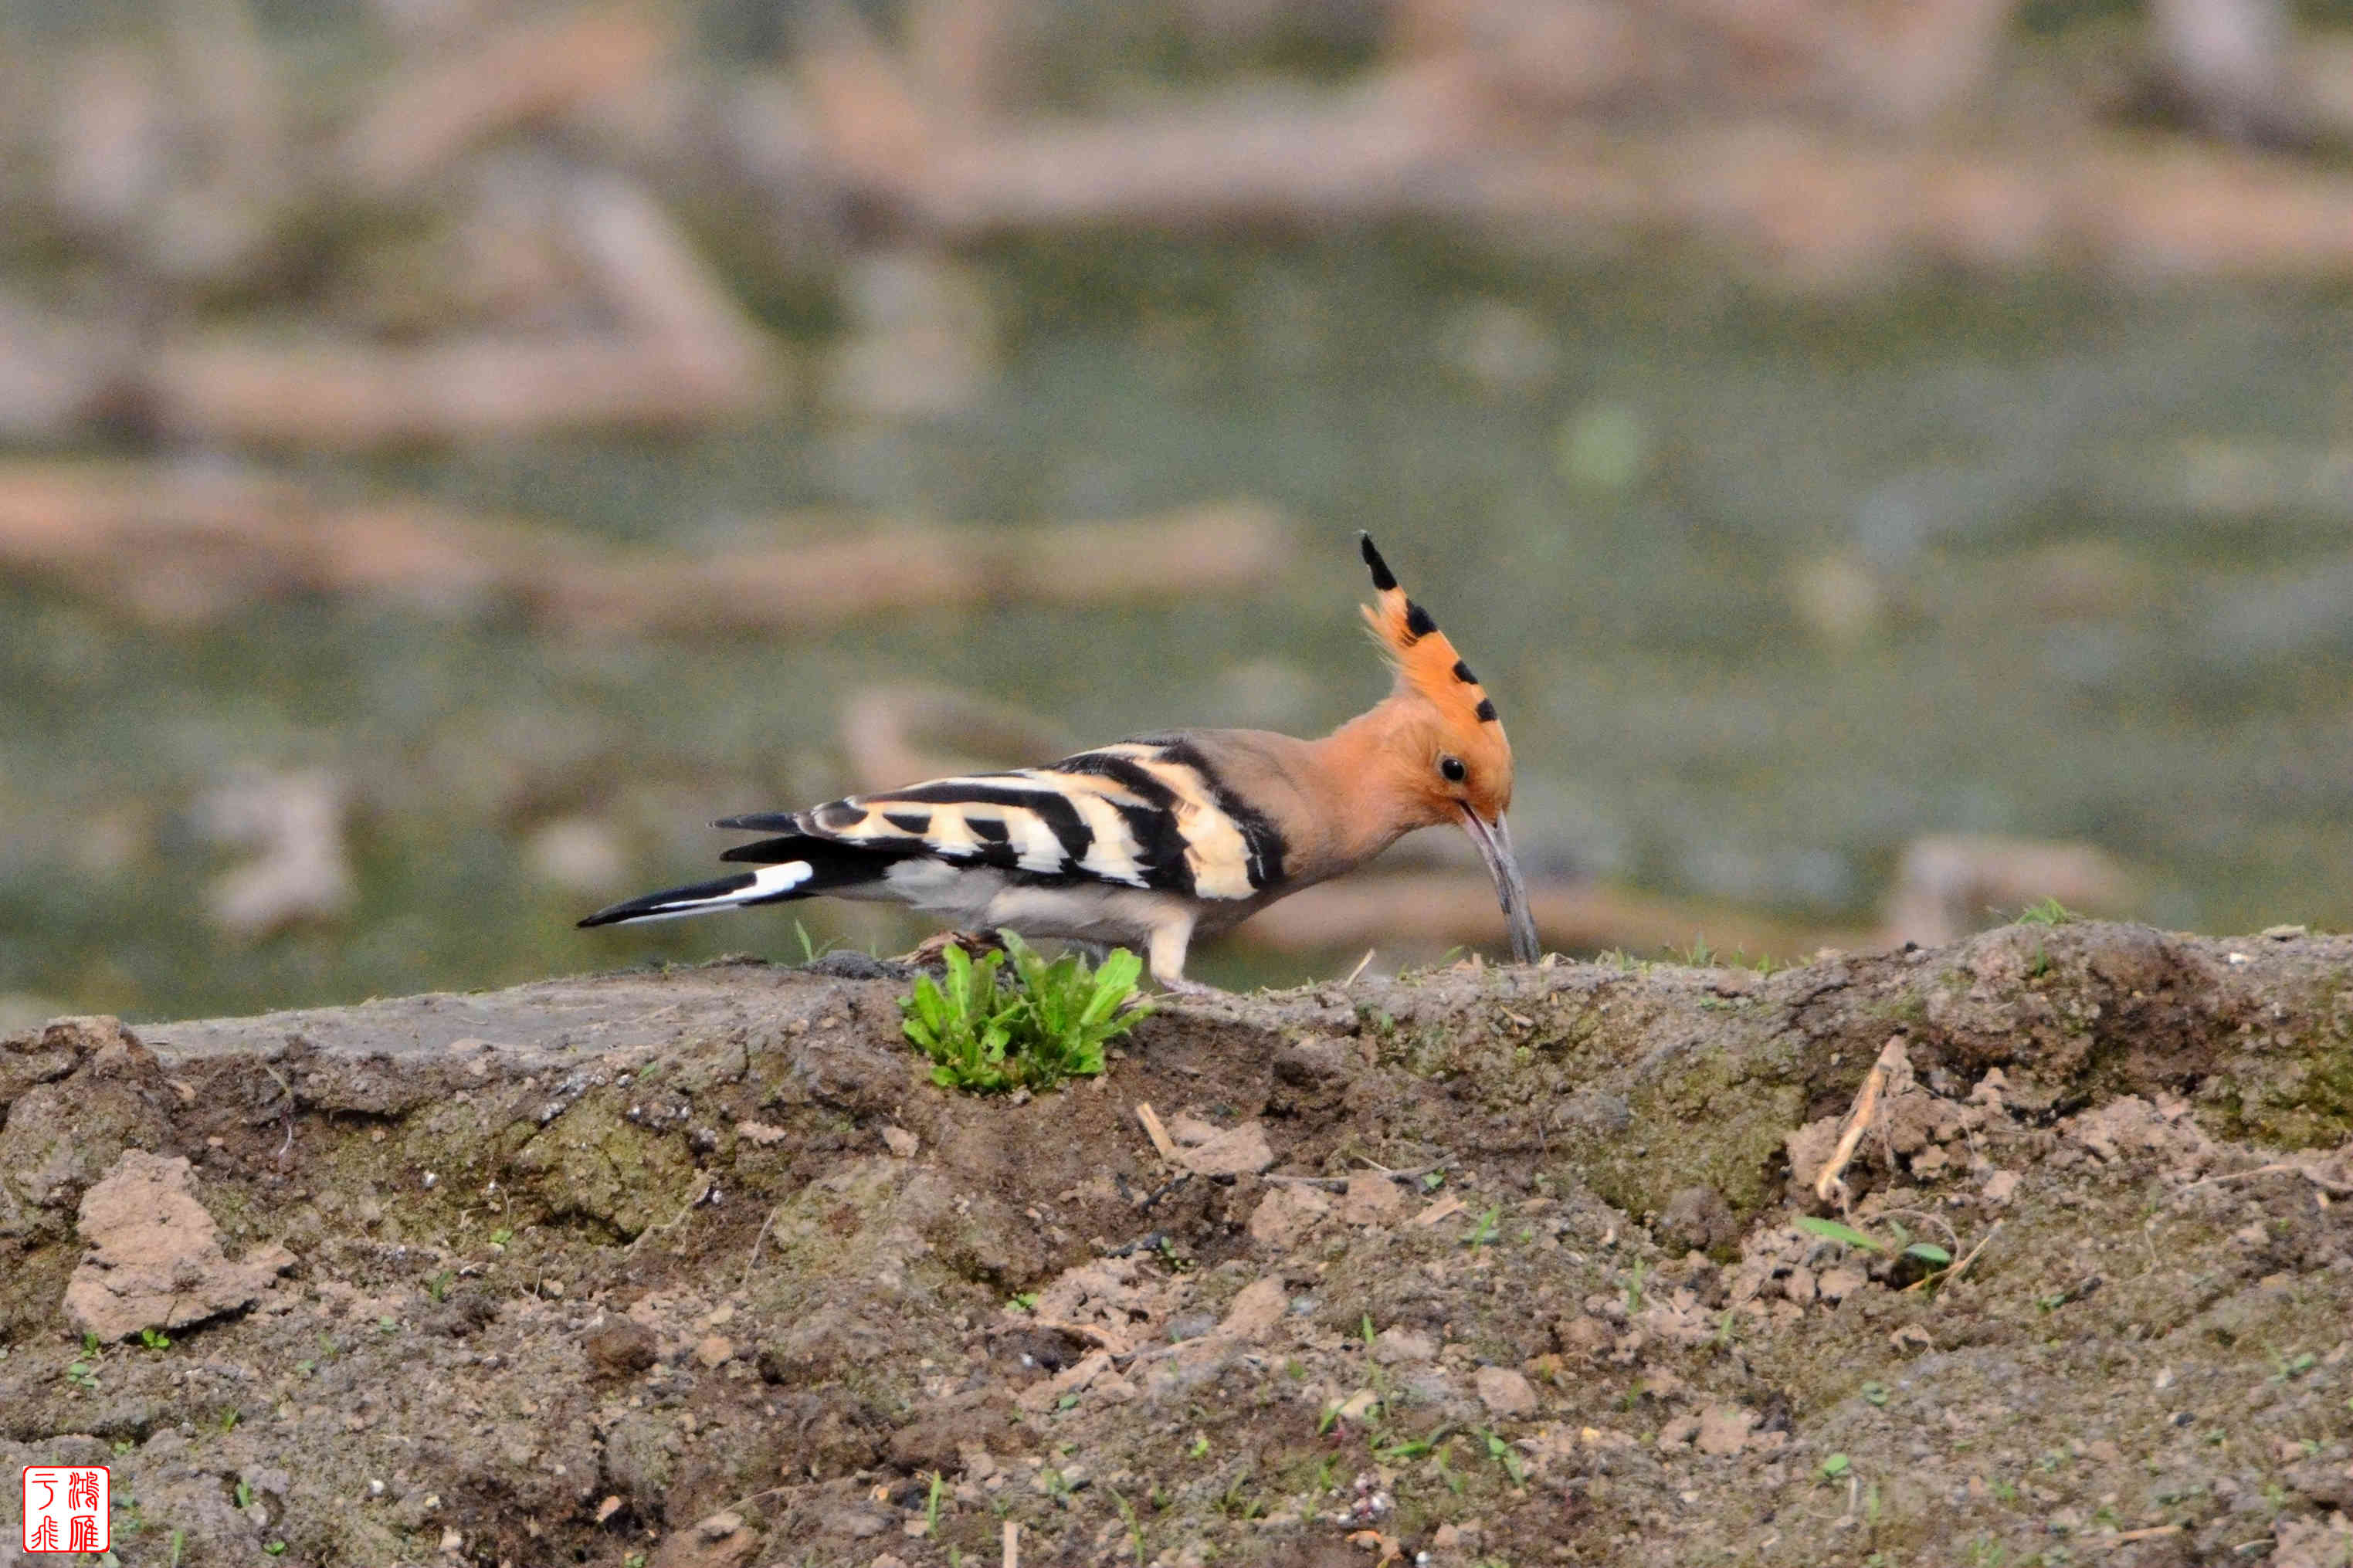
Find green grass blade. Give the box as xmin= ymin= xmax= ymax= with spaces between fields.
xmin=1795 ymin=1215 xmax=1887 ymax=1253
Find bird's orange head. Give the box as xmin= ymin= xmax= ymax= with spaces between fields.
xmin=1351 ymin=533 xmax=1538 ymax=961
xmin=1355 ymin=532 xmax=1515 ymax=825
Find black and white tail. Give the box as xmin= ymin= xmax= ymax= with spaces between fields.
xmin=576 ymin=838 xmax=900 ymax=928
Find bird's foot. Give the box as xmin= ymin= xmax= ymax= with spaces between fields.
xmin=903 ymin=929 xmax=1005 ymax=969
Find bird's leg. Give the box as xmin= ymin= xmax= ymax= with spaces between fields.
xmin=904 ymin=929 xmax=1005 ymax=968
xmin=1147 ymin=916 xmax=1226 ymax=997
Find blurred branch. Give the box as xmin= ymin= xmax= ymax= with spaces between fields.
xmin=8 ymin=0 xmax=2353 ymax=459
xmin=340 ymin=7 xmax=673 ymax=193
xmin=531 ymin=501 xmax=1294 ymax=635
xmin=149 ymin=330 xmax=776 ymax=447
xmin=0 ymin=462 xmax=1293 ymax=634
xmin=145 ymin=169 xmax=780 ymax=445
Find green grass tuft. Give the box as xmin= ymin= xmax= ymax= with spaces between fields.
xmin=902 ymin=932 xmax=1149 ymax=1093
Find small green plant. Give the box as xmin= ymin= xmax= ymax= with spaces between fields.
xmin=235 ymin=1479 xmax=253 ymax=1511
xmin=426 ymin=1270 xmax=453 ymax=1303
xmin=1820 ymin=1453 xmax=1852 ymax=1480
xmin=1110 ymin=1488 xmax=1147 ymax=1564
xmin=1007 ymin=1292 xmax=1039 ymax=1312
xmin=902 ymin=933 xmax=1148 ymax=1093
xmin=1463 ymin=1204 xmax=1501 ymax=1250
xmin=138 ymin=1327 xmax=171 ymax=1352
xmin=1187 ymin=1432 xmax=1210 ymax=1459
xmin=1675 ymin=936 xmax=1717 ymax=967
xmin=923 ymin=1471 xmax=946 ymax=1538
xmin=64 ymin=1339 xmax=100 ymax=1391
xmin=264 ymin=1543 xmax=286 ymax=1557
xmin=168 ymin=1529 xmax=185 ymax=1568
xmin=488 ymin=1227 xmax=514 ymax=1248
xmin=1860 ymin=1380 xmax=1890 ymax=1407
xmin=220 ymin=1407 xmax=240 ymax=1432
xmin=792 ymin=919 xmax=840 ymax=965
xmin=1622 ymin=1256 xmax=1649 ymax=1313
xmin=2015 ymin=897 xmax=2077 ymax=927
xmin=1794 ymin=1214 xmax=1951 ymax=1267
xmin=1477 ymin=1427 xmax=1527 ymax=1485
xmin=1212 ymin=1474 xmax=1264 ymax=1520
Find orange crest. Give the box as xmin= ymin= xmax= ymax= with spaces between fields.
xmin=1355 ymin=533 xmax=1514 ymax=808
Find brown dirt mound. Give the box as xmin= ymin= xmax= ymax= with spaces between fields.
xmin=2 ymin=922 xmax=2351 ymax=1566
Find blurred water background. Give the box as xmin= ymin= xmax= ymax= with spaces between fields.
xmin=5 ymin=0 xmax=2353 ymax=1021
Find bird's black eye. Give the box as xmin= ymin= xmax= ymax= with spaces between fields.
xmin=1439 ymin=755 xmax=1467 ymax=784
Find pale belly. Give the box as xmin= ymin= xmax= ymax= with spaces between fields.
xmin=837 ymin=860 xmax=1239 ymax=947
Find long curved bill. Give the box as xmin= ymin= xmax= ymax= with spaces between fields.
xmin=1459 ymin=808 xmax=1541 ymax=965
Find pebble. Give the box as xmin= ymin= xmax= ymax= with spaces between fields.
xmin=1474 ymin=1366 xmax=1538 ymax=1417
xmin=584 ymin=1317 xmax=657 ymax=1374
xmin=1371 ymin=1327 xmax=1436 ymax=1365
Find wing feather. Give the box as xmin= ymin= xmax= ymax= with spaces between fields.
xmin=714 ymin=740 xmax=1286 ymax=901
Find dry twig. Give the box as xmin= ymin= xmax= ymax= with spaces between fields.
xmin=626 ymin=1178 xmax=712 ymax=1253
xmin=1907 ymin=1217 xmax=2002 ymax=1292
xmin=2184 ymin=1159 xmax=2353 ymax=1196
xmin=740 ymin=1205 xmax=782 ymax=1289
xmin=2090 ymin=1523 xmax=2183 ymax=1549
xmin=1815 ymin=1036 xmax=1910 ymax=1204
xmin=1134 ymin=1102 xmax=1178 ymax=1163
xmin=1412 ymin=1194 xmax=1467 ymax=1228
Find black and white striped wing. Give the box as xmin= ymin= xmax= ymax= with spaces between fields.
xmin=716 ymin=737 xmax=1287 ymax=900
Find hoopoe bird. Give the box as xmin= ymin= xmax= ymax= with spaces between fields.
xmin=580 ymin=534 xmax=1540 ymax=990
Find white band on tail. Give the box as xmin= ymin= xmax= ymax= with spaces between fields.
xmin=631 ymin=860 xmax=814 ymax=921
